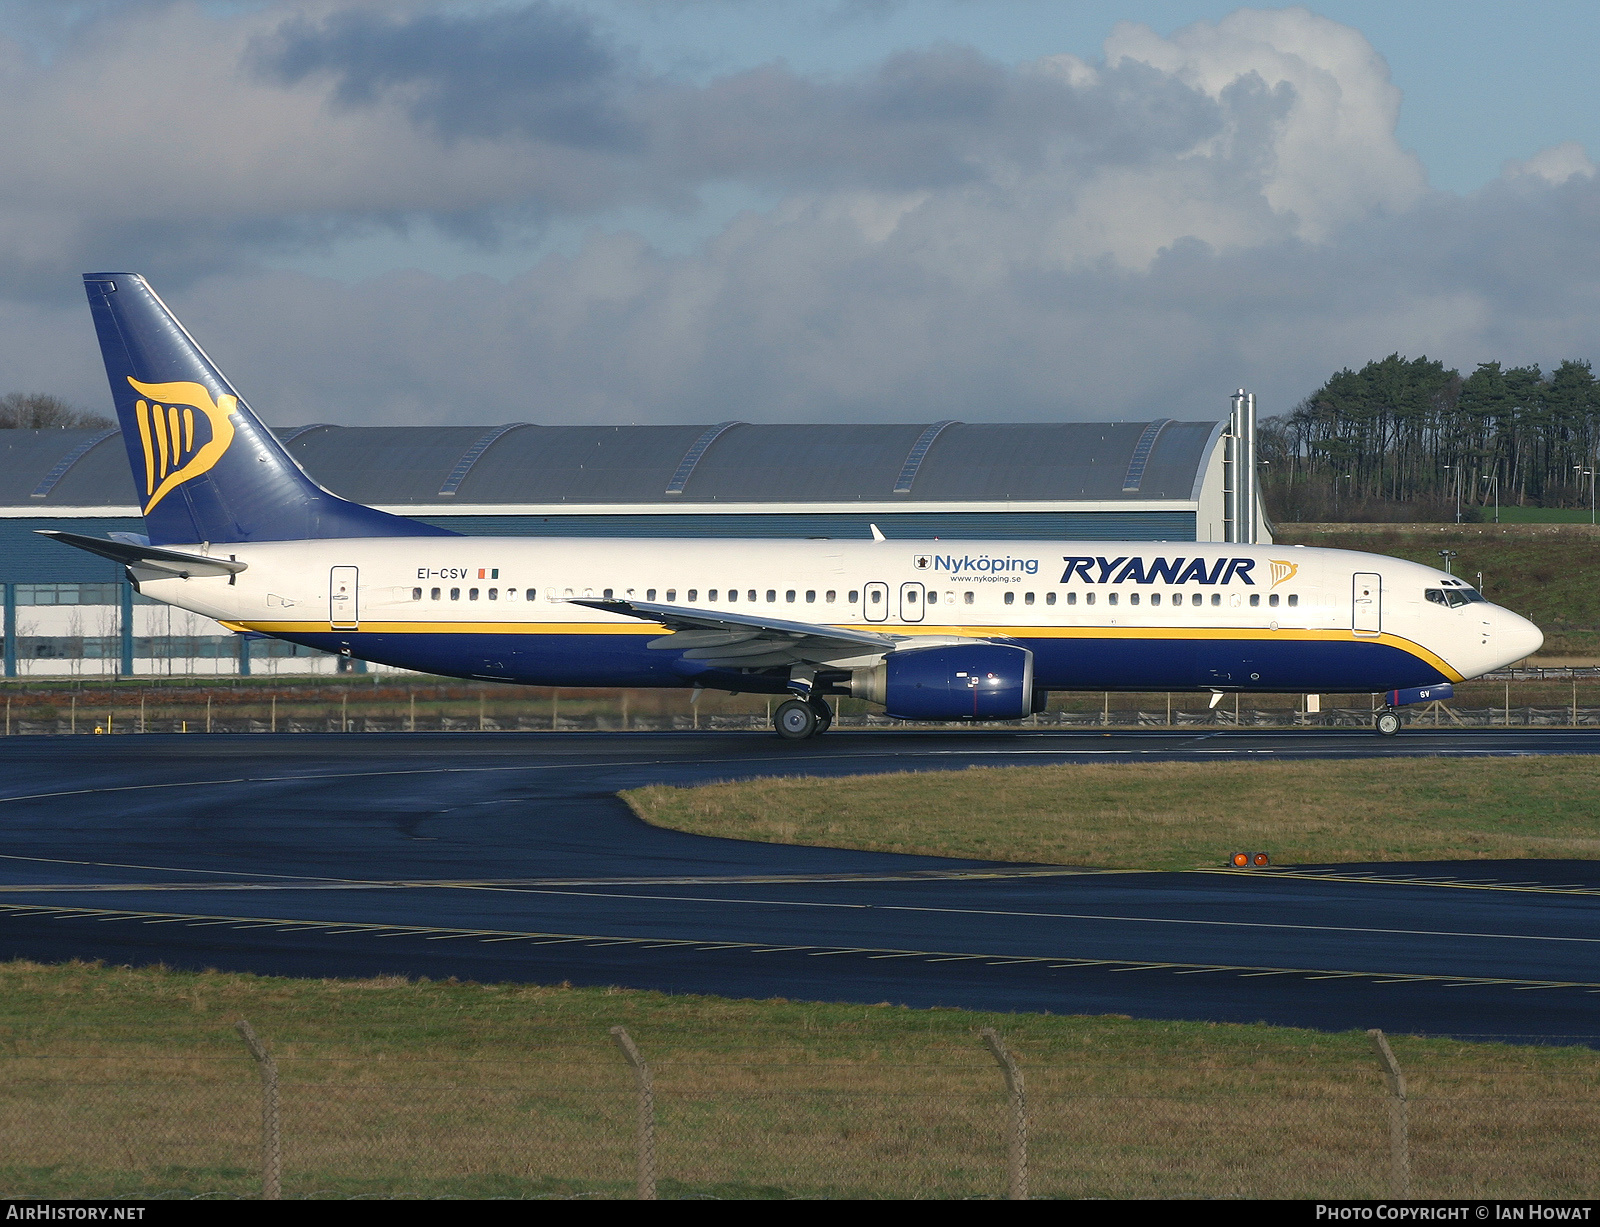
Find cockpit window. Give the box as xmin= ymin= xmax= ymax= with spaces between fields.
xmin=1426 ymin=587 xmax=1486 ymax=608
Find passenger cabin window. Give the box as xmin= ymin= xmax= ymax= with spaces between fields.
xmin=869 ymin=589 xmax=881 ymax=605
xmin=747 ymin=590 xmax=756 ymax=602
xmin=688 ymin=590 xmax=698 ymax=602
xmin=850 ymin=590 xmax=860 ymax=603
xmin=469 ymin=588 xmax=480 ymax=600
xmin=412 ymin=588 xmax=422 ymax=601
xmin=431 ymin=588 xmax=441 ymax=600
xmin=963 ymin=591 xmax=974 ymax=605
xmin=1108 ymin=592 xmax=1118 ymax=606
xmin=1190 ymin=593 xmax=1201 ymax=606
xmin=806 ymin=591 xmax=816 ymax=603
xmin=1066 ymin=592 xmax=1076 ymax=606
xmin=645 ymin=589 xmax=654 ymax=600
xmin=766 ymin=590 xmax=776 ymax=602
xmin=1046 ymin=592 xmax=1056 ymax=606
xmin=488 ymin=588 xmax=498 ymax=600
xmin=1085 ymin=592 xmax=1095 ymax=605
xmin=786 ymin=590 xmax=796 ymax=603
xmin=1150 ymin=593 xmax=1161 ymax=607
xmin=1287 ymin=594 xmax=1299 ymax=607
xmin=825 ymin=590 xmax=836 ymax=603
xmin=602 ymin=589 xmax=613 ymax=599
xmin=450 ymin=588 xmax=461 ymax=601
xmin=1210 ymin=593 xmax=1220 ymax=607
xmin=1129 ymin=593 xmax=1140 ymax=606
xmin=709 ymin=589 xmax=719 ymax=601
xmin=1024 ymin=592 xmax=1034 ymax=606
xmin=1250 ymin=594 xmax=1260 ymax=607
xmin=1004 ymin=592 xmax=1015 ymax=605
xmin=906 ymin=590 xmax=918 ymax=604
xmin=666 ymin=589 xmax=676 ymax=602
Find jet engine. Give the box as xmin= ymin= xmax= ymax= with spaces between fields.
xmin=850 ymin=643 xmax=1034 ymax=721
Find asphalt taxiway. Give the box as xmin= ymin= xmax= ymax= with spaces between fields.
xmin=1 ymin=727 xmax=1598 ymax=1044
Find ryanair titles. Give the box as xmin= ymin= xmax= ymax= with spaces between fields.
xmin=1061 ymin=556 xmax=1257 ymax=585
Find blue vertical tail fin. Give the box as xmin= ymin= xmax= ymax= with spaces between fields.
xmin=82 ymin=272 xmax=453 ymax=544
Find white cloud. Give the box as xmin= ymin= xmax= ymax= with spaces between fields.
xmin=0 ymin=3 xmax=1595 ymax=432
xmin=1503 ymin=141 xmax=1597 ymax=185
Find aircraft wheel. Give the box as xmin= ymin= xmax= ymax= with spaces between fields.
xmin=1374 ymin=708 xmax=1402 ymax=737
xmin=775 ymin=699 xmax=820 ymax=740
xmin=808 ymin=697 xmax=833 ymax=734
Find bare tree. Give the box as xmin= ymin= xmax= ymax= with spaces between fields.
xmin=0 ymin=393 xmax=112 ymax=429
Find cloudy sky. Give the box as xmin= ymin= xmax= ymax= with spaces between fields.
xmin=1 ymin=1 xmax=1597 ymax=428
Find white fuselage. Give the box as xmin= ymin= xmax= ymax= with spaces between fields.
xmin=130 ymin=536 xmax=1543 ymax=695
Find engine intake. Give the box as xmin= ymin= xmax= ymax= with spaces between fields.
xmin=851 ymin=643 xmax=1034 ymax=721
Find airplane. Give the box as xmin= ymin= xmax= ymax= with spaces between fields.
xmin=41 ymin=272 xmax=1543 ymax=739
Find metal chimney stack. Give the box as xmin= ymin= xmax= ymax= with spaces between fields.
xmin=1227 ymin=389 xmax=1257 ymax=544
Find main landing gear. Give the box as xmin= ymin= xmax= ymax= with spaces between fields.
xmin=1373 ymin=707 xmax=1402 ymax=737
xmin=775 ymin=697 xmax=833 ymax=740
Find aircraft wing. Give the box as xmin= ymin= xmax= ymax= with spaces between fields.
xmin=568 ymin=598 xmax=902 ymax=669
xmin=37 ymin=529 xmax=248 ymax=579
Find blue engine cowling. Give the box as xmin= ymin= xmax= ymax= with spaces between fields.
xmin=853 ymin=643 xmax=1035 ymax=721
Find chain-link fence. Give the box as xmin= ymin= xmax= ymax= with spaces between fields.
xmin=0 ymin=1026 xmax=1593 ymax=1200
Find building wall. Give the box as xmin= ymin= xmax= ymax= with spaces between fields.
xmin=1 ymin=460 xmax=1232 ymax=675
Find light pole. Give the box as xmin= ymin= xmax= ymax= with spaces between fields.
xmin=1444 ymin=464 xmax=1461 ymax=524
xmin=1438 ymin=550 xmax=1457 ymax=576
xmin=1577 ymin=465 xmax=1595 ymax=526
xmin=1482 ymin=473 xmax=1499 ymax=525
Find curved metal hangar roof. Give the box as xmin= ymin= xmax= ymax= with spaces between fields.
xmin=2 ymin=419 xmax=1219 ymax=508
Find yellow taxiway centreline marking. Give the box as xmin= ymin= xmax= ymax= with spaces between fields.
xmin=0 ymin=901 xmax=1591 ymax=993
xmin=0 ymin=867 xmax=1133 ymax=894
xmin=1197 ymin=868 xmax=1600 ymax=897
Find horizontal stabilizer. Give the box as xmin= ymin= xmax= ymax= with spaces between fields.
xmin=37 ymin=529 xmax=247 ymax=579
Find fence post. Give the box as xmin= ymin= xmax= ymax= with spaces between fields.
xmin=980 ymin=1027 xmax=1028 ymax=1200
xmin=235 ymin=1019 xmax=282 ymax=1200
xmin=1367 ymin=1028 xmax=1409 ymax=1198
xmin=609 ymin=1026 xmax=657 ymax=1200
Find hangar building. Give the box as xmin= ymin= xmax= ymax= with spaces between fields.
xmin=0 ymin=417 xmax=1265 ymax=677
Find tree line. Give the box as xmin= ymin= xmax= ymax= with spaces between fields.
xmin=1260 ymin=355 xmax=1600 ymax=522
xmin=0 ymin=393 xmax=111 ymax=430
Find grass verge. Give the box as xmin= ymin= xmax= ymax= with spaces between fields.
xmin=623 ymin=757 xmax=1600 ymax=870
xmin=0 ymin=960 xmax=1595 ymax=1199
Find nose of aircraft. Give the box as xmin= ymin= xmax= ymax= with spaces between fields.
xmin=1492 ymin=606 xmax=1544 ymax=668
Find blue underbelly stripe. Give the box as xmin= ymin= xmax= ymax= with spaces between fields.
xmin=278 ymin=630 xmax=1449 ymax=694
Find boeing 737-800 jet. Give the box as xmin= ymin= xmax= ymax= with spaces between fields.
xmin=42 ymin=273 xmax=1543 ymax=738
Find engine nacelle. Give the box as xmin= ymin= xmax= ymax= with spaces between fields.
xmin=851 ymin=643 xmax=1034 ymax=721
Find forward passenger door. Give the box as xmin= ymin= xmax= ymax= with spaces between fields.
xmin=1352 ymin=573 xmax=1381 ymax=637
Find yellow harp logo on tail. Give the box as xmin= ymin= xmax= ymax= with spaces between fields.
xmin=1269 ymin=559 xmax=1299 ymax=589
xmin=127 ymin=378 xmax=237 ymax=515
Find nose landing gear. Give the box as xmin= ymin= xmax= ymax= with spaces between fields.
xmin=775 ymin=696 xmax=833 ymax=740
xmin=1374 ymin=707 xmax=1402 ymax=737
